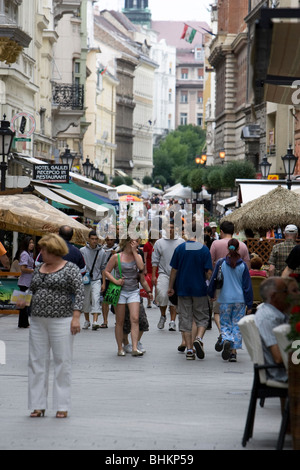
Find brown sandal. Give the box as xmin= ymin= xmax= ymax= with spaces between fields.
xmin=30 ymin=409 xmax=45 ymax=418
xmin=56 ymin=411 xmax=68 ymax=418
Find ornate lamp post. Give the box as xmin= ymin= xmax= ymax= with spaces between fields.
xmin=95 ymin=169 xmax=105 ymax=182
xmin=0 ymin=115 xmax=15 ymax=191
xmin=82 ymin=157 xmax=93 ymax=178
xmin=259 ymin=155 xmax=272 ymax=179
xmin=281 ymin=145 xmax=298 ymax=190
xmin=60 ymin=145 xmax=75 ymax=171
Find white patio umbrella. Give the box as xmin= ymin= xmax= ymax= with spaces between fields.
xmin=115 ymin=184 xmax=141 ymax=195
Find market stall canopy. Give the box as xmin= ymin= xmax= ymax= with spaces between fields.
xmin=49 ymin=181 xmax=115 ymax=220
xmin=163 ymin=184 xmax=193 ymax=199
xmin=216 ymin=196 xmax=237 ymax=214
xmin=0 ymin=194 xmax=90 ymax=245
xmin=119 ymin=195 xmax=142 ymax=202
xmin=115 ymin=184 xmax=141 ymax=195
xmin=33 ymin=185 xmax=80 ymax=209
xmin=237 ymin=179 xmax=300 ymax=204
xmin=222 ymin=186 xmax=300 ymax=232
xmin=145 ymin=187 xmax=164 ymax=195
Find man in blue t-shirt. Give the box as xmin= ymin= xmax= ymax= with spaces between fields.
xmin=168 ymin=223 xmax=213 ymax=360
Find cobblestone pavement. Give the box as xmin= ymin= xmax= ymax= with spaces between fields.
xmin=0 ymin=303 xmax=292 ymax=451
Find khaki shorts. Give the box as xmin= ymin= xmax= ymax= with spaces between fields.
xmin=177 ymin=296 xmax=209 ymax=332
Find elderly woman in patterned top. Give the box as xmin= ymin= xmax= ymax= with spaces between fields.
xmin=27 ymin=233 xmax=84 ymax=419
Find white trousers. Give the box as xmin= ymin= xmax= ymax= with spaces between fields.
xmin=28 ymin=316 xmax=74 ymax=412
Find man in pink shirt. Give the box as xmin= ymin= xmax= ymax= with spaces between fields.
xmin=210 ymin=221 xmax=250 ymax=351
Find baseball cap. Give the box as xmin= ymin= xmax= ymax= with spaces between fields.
xmin=209 ymin=222 xmax=217 ymax=228
xmin=284 ymin=224 xmax=298 ymax=233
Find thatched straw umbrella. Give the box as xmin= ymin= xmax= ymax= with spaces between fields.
xmin=221 ymin=185 xmax=300 ymax=233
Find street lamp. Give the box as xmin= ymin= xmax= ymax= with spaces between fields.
xmin=60 ymin=145 xmax=75 ymax=171
xmin=259 ymin=155 xmax=272 ymax=179
xmin=90 ymin=164 xmax=96 ymax=180
xmin=195 ymin=154 xmax=206 ymax=166
xmin=94 ymin=169 xmax=105 ymax=182
xmin=82 ymin=157 xmax=93 ymax=178
xmin=0 ymin=115 xmax=15 ymax=191
xmin=281 ymin=145 xmax=298 ymax=190
xmin=219 ymin=149 xmax=225 ymax=163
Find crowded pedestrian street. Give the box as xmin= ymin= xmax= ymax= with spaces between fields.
xmin=0 ymin=302 xmax=292 ymax=451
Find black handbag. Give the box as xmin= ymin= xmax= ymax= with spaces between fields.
xmin=215 ymin=261 xmax=224 ymax=290
xmin=169 ymin=281 xmax=178 ymax=305
xmin=169 ymin=289 xmax=178 ymax=306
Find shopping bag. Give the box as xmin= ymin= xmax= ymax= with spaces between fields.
xmin=103 ymin=254 xmax=122 ymax=306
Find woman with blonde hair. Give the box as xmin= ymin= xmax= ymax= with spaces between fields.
xmin=26 ymin=233 xmax=84 ymax=419
xmin=104 ymin=237 xmax=145 ymax=357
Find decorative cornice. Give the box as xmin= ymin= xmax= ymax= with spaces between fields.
xmin=53 ymin=0 xmax=81 ymax=27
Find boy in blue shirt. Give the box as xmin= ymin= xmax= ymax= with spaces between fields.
xmin=168 ymin=224 xmax=212 ymax=360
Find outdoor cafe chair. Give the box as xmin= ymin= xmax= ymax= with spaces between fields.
xmin=273 ymin=324 xmax=291 ymax=450
xmin=238 ymin=315 xmax=288 ymax=449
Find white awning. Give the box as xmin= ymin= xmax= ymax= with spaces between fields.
xmin=216 ymin=196 xmax=237 ymax=213
xmin=50 ymin=187 xmax=108 ymax=220
xmin=34 ymin=185 xmax=79 ymax=208
xmin=237 ymin=180 xmax=300 ymax=204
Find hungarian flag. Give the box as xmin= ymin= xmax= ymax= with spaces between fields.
xmin=181 ymin=24 xmax=197 ymax=43
xmin=98 ymin=67 xmax=107 ymax=75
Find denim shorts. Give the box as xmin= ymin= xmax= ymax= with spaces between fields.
xmin=118 ymin=288 xmax=140 ymax=305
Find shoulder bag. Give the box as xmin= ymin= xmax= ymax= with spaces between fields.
xmin=103 ymin=254 xmax=123 ymax=306
xmin=83 ymin=250 xmax=99 ymax=285
xmin=215 ymin=259 xmax=224 ymax=290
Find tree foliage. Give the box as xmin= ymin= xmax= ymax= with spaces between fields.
xmin=182 ymin=159 xmax=257 ymax=192
xmin=222 ymin=161 xmax=256 ymax=188
xmin=189 ymin=168 xmax=205 ymax=193
xmin=153 ymin=125 xmax=206 ymax=185
xmin=142 ymin=175 xmax=152 ymax=185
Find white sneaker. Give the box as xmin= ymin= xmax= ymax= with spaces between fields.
xmin=169 ymin=321 xmax=176 ymax=331
xmin=157 ymin=315 xmax=166 ymax=329
xmin=82 ymin=321 xmax=90 ymax=329
xmin=137 ymin=341 xmax=146 ymax=353
xmin=124 ymin=343 xmax=132 ymax=353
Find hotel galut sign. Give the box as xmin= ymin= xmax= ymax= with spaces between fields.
xmin=33 ymin=164 xmax=69 ymax=184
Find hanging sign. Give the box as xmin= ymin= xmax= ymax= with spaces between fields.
xmin=33 ymin=164 xmax=69 ymax=183
xmin=10 ymin=112 xmax=36 ymax=138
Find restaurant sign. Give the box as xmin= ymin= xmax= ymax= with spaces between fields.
xmin=33 ymin=164 xmax=69 ymax=183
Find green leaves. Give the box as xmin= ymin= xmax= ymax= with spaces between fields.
xmin=153 ymin=125 xmax=206 ymax=185
xmin=222 ymin=161 xmax=256 ymax=189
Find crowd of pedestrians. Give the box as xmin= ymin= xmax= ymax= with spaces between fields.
xmin=2 ymin=198 xmax=299 ymax=418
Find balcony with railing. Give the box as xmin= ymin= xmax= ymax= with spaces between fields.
xmin=52 ymin=83 xmax=84 ymax=110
